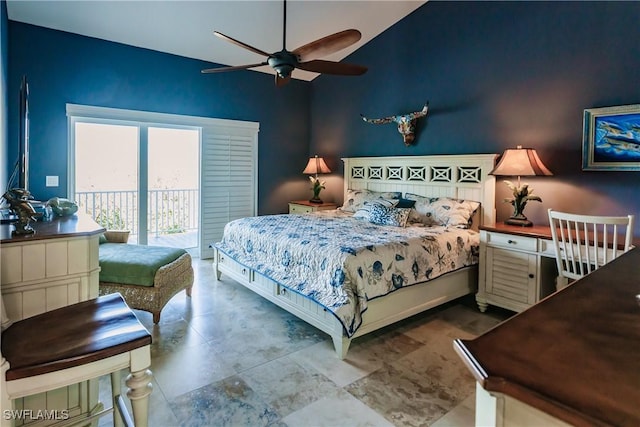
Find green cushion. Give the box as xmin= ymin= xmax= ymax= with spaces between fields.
xmin=99 ymin=243 xmax=187 ymax=287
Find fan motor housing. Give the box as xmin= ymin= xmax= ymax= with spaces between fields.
xmin=268 ymin=51 xmax=296 ymax=78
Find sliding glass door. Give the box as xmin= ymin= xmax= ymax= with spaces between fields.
xmin=68 ymin=103 xmax=258 ymax=259
xmin=73 ymin=121 xmax=199 ymax=249
xmin=147 ymin=127 xmax=199 ymax=247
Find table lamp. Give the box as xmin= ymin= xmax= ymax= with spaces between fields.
xmin=302 ymin=155 xmax=331 ymax=203
xmin=490 ymin=145 xmax=553 ymax=226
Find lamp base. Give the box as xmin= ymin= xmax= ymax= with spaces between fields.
xmin=308 ymin=197 xmax=323 ymax=204
xmin=504 ymin=217 xmax=533 ymax=227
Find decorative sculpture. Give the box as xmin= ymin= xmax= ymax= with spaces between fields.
xmin=502 ymin=180 xmax=542 ymax=227
xmin=2 ymin=188 xmax=40 ymax=235
xmin=47 ymin=197 xmax=78 ymax=217
xmin=361 ymin=104 xmax=429 ymax=146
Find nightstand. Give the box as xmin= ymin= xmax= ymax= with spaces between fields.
xmin=288 ymin=200 xmax=338 ymax=214
xmin=476 ymin=223 xmax=558 ymax=313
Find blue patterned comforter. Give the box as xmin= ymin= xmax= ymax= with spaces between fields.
xmin=214 ymin=210 xmax=479 ymax=337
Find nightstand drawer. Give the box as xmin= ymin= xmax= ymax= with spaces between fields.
xmin=486 ymin=232 xmax=537 ymax=252
xmin=289 ymin=204 xmax=314 ymax=214
xmin=288 ymin=201 xmax=337 ymax=214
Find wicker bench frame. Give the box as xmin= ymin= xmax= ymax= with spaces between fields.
xmin=98 ymin=231 xmax=194 ymax=323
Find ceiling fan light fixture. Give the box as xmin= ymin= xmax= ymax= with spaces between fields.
xmin=276 ymin=65 xmax=293 ymax=79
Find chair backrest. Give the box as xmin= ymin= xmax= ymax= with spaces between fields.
xmin=548 ymin=209 xmax=634 ymax=284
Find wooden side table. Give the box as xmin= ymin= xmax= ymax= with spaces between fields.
xmin=477 ymin=223 xmax=558 ymax=313
xmin=288 ymin=200 xmax=338 ymax=214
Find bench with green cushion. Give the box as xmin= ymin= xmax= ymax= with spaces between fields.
xmin=98 ymin=237 xmax=194 ymax=323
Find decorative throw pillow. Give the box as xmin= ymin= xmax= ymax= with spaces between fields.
xmin=405 ymin=193 xmax=480 ymax=228
xmin=356 ymin=198 xmax=399 ymax=213
xmin=353 ymin=204 xmax=411 ymax=227
xmin=404 ymin=194 xmax=443 ymax=226
xmin=340 ymin=189 xmax=402 ymax=213
xmin=395 ymin=198 xmax=416 ymax=209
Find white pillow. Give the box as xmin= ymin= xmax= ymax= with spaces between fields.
xmin=340 ymin=189 xmax=402 ymax=213
xmin=404 ymin=193 xmax=480 ymax=228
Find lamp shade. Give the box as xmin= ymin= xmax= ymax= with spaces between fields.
xmin=302 ymin=155 xmax=331 ymax=175
xmin=490 ymin=145 xmax=553 ymax=177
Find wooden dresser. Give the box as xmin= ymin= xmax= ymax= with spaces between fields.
xmin=1 ymin=214 xmax=105 ymax=426
xmin=455 ymin=248 xmax=640 ymax=427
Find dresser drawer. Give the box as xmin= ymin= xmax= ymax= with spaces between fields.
xmin=486 ymin=232 xmax=537 ymax=252
xmin=289 ymin=203 xmax=314 ymax=214
xmin=275 ymin=284 xmax=295 ymax=302
xmin=217 ymin=252 xmax=253 ymax=282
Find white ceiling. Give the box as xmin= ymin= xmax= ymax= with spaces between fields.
xmin=6 ymin=0 xmax=426 ymax=81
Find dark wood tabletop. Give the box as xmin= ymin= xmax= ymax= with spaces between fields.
xmin=1 ymin=213 xmax=104 ymax=243
xmin=454 ymin=248 xmax=640 ymax=427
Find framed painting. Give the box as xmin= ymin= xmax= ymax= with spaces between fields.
xmin=582 ymin=104 xmax=640 ymax=171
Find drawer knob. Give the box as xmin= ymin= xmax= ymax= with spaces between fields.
xmin=242 ymin=268 xmax=247 ymax=274
xmin=220 ymin=257 xmax=224 ymax=263
xmin=508 ymin=239 xmax=517 ymax=244
xmin=529 ymin=273 xmax=534 ymax=279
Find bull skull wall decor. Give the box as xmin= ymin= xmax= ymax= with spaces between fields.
xmin=361 ymin=104 xmax=429 ymax=146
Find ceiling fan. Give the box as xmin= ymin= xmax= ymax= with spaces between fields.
xmin=201 ymin=0 xmax=368 ymax=87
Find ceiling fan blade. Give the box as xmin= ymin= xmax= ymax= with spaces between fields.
xmin=275 ymin=74 xmax=291 ymax=87
xmin=213 ymin=31 xmax=270 ymax=57
xmin=292 ymin=29 xmax=362 ymax=62
xmin=297 ymin=60 xmax=367 ymax=76
xmin=201 ymin=62 xmax=267 ymax=73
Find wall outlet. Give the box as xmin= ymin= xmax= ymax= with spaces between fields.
xmin=46 ymin=176 xmax=59 ymax=187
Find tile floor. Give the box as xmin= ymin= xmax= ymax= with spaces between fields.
xmin=101 ymin=257 xmax=512 ymax=427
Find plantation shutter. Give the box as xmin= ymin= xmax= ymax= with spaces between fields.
xmin=199 ymin=122 xmax=258 ymax=259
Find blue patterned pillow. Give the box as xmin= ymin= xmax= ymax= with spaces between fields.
xmin=356 ymin=199 xmax=399 ymax=214
xmin=340 ymin=189 xmax=402 ymax=213
xmin=354 ymin=204 xmax=411 ymax=227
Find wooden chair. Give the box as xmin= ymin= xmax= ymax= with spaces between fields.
xmin=548 ymin=209 xmax=634 ymax=290
xmin=1 ymin=293 xmax=152 ymax=427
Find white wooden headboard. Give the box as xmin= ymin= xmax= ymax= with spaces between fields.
xmin=342 ymin=154 xmax=498 ymax=226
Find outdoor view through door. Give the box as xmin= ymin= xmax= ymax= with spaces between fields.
xmin=74 ymin=122 xmax=199 ymax=249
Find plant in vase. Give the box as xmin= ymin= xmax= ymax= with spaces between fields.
xmin=503 ymin=180 xmax=541 ymax=226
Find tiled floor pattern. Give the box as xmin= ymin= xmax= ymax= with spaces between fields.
xmin=100 ymin=257 xmax=511 ymax=427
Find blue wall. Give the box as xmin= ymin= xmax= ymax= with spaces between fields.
xmin=7 ymin=22 xmax=311 ymax=214
xmin=311 ymin=1 xmax=640 ymax=233
xmin=5 ymin=2 xmax=640 ymax=234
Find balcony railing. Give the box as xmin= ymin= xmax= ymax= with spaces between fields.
xmin=76 ymin=189 xmax=199 ymax=239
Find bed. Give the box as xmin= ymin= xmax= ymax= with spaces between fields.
xmin=213 ymin=154 xmax=497 ymax=358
